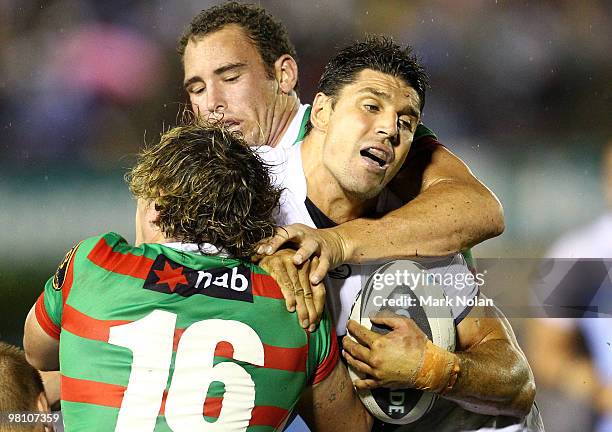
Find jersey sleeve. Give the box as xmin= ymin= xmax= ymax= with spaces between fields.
xmin=35 ymin=241 xmax=83 ymax=339
xmin=35 ymin=279 xmax=62 ymax=339
xmin=33 ymin=234 xmax=115 ymax=339
xmin=306 ymin=309 xmax=340 ymax=385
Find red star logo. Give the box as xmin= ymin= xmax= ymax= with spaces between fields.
xmin=154 ymin=262 xmax=188 ymax=293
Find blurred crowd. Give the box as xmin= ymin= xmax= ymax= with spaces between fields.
xmin=1 ymin=0 xmax=609 ymax=168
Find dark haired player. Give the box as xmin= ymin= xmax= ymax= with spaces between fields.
xmin=260 ymin=37 xmax=543 ymax=431
xmin=23 ymin=123 xmax=371 ymax=431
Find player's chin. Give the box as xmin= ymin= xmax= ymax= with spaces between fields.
xmin=352 ymin=181 xmax=384 ymax=200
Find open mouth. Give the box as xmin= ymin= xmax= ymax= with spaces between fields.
xmin=360 ymin=148 xmax=389 ymax=168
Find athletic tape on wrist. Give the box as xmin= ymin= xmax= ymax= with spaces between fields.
xmin=414 ymin=341 xmax=460 ymax=394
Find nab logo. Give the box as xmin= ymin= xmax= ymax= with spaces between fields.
xmin=144 ymin=255 xmax=253 ymax=302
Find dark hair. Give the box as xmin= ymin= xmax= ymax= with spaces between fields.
xmin=317 ymin=35 xmax=429 ymax=110
xmin=178 ymin=2 xmax=298 ymax=89
xmin=127 ymin=119 xmax=282 ymax=259
xmin=0 ymin=342 xmax=44 ymax=413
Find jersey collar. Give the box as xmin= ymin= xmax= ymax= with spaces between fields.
xmin=162 ymin=242 xmax=229 ymax=257
xmin=277 ymin=103 xmax=310 ymax=148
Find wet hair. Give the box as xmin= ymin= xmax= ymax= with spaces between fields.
xmin=127 ymin=119 xmax=281 ymax=258
xmin=317 ymin=35 xmax=429 ymax=110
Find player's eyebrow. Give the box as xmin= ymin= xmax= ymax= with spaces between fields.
xmin=183 ymin=63 xmax=247 ymax=89
xmin=358 ymin=87 xmax=392 ymax=100
xmin=213 ymin=62 xmax=247 ymax=76
xmin=359 ymin=87 xmax=420 ymax=118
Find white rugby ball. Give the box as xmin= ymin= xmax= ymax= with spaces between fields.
xmin=348 ymin=260 xmax=456 ymax=424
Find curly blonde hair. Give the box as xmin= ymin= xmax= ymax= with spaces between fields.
xmin=127 ymin=122 xmax=281 ymax=258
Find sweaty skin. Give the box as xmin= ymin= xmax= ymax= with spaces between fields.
xmin=183 ymin=24 xmax=505 ymax=321
xmin=343 ymin=304 xmax=536 ymax=418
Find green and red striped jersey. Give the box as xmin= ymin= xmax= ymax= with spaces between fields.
xmin=36 ymin=232 xmax=338 ymax=432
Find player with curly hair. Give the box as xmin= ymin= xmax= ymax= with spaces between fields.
xmin=23 ymin=121 xmax=371 ymax=431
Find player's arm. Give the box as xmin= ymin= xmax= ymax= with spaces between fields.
xmin=258 ymin=143 xmax=504 ymax=283
xmin=40 ymin=370 xmax=61 ymax=410
xmin=338 ymin=144 xmax=503 ymax=260
xmin=343 ymin=304 xmax=535 ymax=418
xmin=439 ymin=304 xmax=535 ymax=417
xmin=23 ymin=304 xmax=60 ymax=371
xmin=296 ymin=361 xmax=373 ymax=432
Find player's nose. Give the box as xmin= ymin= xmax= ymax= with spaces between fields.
xmin=375 ymin=111 xmax=399 ymax=145
xmin=205 ymin=85 xmax=226 ymax=119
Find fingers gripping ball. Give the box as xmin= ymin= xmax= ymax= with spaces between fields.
xmin=348 ymin=260 xmax=456 ymax=424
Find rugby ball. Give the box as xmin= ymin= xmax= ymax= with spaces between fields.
xmin=348 ymin=260 xmax=455 ymax=424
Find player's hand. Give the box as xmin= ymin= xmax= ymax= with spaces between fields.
xmin=255 ymin=224 xmax=346 ymax=284
xmin=257 ymin=249 xmax=326 ymax=332
xmin=342 ymin=311 xmax=428 ymax=390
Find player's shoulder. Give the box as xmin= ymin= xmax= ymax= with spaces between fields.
xmin=253 ymin=144 xmax=299 ymax=187
xmin=411 ymin=123 xmax=445 ymax=154
xmin=414 ymin=123 xmax=437 ymax=141
xmin=75 ymin=232 xmax=130 ymax=255
xmin=65 ymin=232 xmax=138 ymax=270
xmin=50 ymin=232 xmax=129 ymax=290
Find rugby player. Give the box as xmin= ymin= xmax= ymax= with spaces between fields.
xmin=274 ymin=36 xmax=539 ymax=431
xmin=23 ymin=123 xmax=372 ymax=431
xmin=178 ymin=2 xmax=505 ymax=305
xmin=0 ymin=341 xmax=51 ymax=432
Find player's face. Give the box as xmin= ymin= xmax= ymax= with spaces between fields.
xmin=183 ymin=24 xmax=279 ymax=146
xmin=321 ymin=69 xmax=421 ymax=199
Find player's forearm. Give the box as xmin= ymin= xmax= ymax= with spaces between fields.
xmin=299 ymin=362 xmax=373 ymax=432
xmin=335 ymin=180 xmax=504 ymax=263
xmin=443 ymin=339 xmax=536 ymax=418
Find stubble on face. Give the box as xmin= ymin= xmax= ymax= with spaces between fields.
xmin=321 ymin=70 xmax=421 ymax=203
xmin=182 ymin=25 xmax=280 ymax=146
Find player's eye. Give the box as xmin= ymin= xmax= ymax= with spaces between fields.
xmin=364 ymin=104 xmax=379 ymax=112
xmin=224 ymin=75 xmax=240 ymax=83
xmin=189 ymin=86 xmax=205 ymax=95
xmin=398 ymin=119 xmax=413 ymax=130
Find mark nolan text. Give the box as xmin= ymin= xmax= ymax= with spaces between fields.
xmin=373 ymin=295 xmax=493 ymax=308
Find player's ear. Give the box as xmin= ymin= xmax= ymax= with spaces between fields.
xmin=36 ymin=390 xmax=50 ymax=413
xmin=274 ymin=54 xmax=298 ymax=95
xmin=149 ymin=200 xmax=162 ymax=225
xmin=310 ymin=92 xmax=332 ymax=132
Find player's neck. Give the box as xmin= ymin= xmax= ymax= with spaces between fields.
xmin=301 ymin=135 xmax=374 ymax=224
xmin=267 ymin=94 xmax=300 ymax=148
xmin=135 ymin=230 xmax=175 ymax=246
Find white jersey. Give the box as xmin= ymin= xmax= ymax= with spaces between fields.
xmin=258 ymin=143 xmax=478 ymax=336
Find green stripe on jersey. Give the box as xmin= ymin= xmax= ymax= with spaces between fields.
xmin=295 ymin=106 xmax=312 ymax=144
xmin=60 ymin=330 xmax=132 ymax=386
xmin=46 ymin=232 xmax=335 ymax=431
xmin=61 ymin=401 xmax=119 ymax=432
